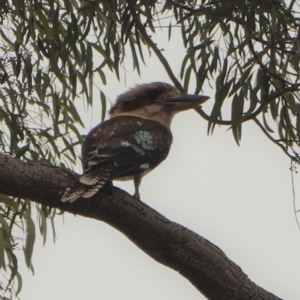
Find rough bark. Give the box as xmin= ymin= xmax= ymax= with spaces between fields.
xmin=0 ymin=153 xmax=281 ymax=300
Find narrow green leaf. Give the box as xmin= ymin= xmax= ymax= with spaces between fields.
xmin=285 ymin=93 xmax=300 ymax=114
xmin=135 ymin=28 xmax=145 ymax=64
xmin=62 ymin=136 xmax=76 ymax=159
xmin=0 ymin=228 xmax=6 ymax=270
xmin=168 ymin=22 xmax=172 ymax=41
xmin=15 ymin=271 xmax=23 ymax=296
xmin=50 ymin=216 xmax=57 ymax=243
xmin=67 ymin=100 xmax=84 ymax=127
xmin=180 ymin=55 xmax=190 ymax=79
xmin=37 ymin=208 xmax=47 ymax=246
xmin=85 ymin=42 xmax=93 ymax=79
xmin=217 ymin=78 xmax=233 ymax=105
xmin=88 ymin=73 xmax=93 ymax=106
xmin=91 ymin=43 xmax=114 ymax=68
xmin=262 ymin=78 xmax=270 ymax=103
xmin=231 ymin=92 xmax=244 ymax=145
xmin=196 ymin=63 xmax=208 ymax=93
xmin=129 ymin=36 xmax=140 ymax=75
xmin=97 ymin=68 xmax=107 ymax=85
xmin=0 ymin=215 xmax=10 ymax=236
xmin=100 ymin=91 xmax=106 ymax=122
xmin=183 ymin=65 xmax=192 ymax=92
xmin=68 ymin=123 xmax=84 ymax=141
xmin=70 ymin=12 xmax=78 ymax=41
xmin=24 ymin=212 xmax=36 ymax=269
xmin=35 ymin=69 xmax=42 ymax=99
xmin=210 ymin=46 xmax=219 ymax=74
xmin=208 ymin=78 xmax=233 ymax=134
xmin=229 ymin=66 xmax=253 ymax=97
xmin=6 ymin=249 xmax=18 ymax=289
xmin=218 ymin=57 xmax=228 ymax=87
xmin=296 ymin=115 xmax=300 ymax=143
xmin=262 ymin=112 xmax=274 ymax=133
xmin=113 ymin=42 xmax=120 ymax=80
xmin=269 ymin=95 xmax=279 ymax=120
xmin=120 ymin=13 xmax=132 ymax=43
xmin=244 ymin=86 xmax=259 ymax=118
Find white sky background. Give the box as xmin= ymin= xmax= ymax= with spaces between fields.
xmin=17 ymin=15 xmax=300 ymax=300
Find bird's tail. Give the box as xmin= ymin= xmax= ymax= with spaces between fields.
xmin=61 ymin=165 xmax=112 ymax=202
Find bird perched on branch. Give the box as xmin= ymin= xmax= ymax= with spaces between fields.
xmin=61 ymin=82 xmax=209 ymax=202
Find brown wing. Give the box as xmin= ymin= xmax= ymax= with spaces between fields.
xmin=61 ymin=116 xmax=172 ymax=202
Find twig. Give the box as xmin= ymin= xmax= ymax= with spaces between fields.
xmin=253 ymin=117 xmax=296 ymax=161
xmin=127 ymin=0 xmax=184 ymax=93
xmin=290 ymin=160 xmax=300 ymax=232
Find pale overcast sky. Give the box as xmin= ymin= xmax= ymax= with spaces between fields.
xmin=18 ymin=20 xmax=300 ymax=300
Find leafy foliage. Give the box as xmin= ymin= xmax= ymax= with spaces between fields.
xmin=0 ymin=0 xmax=299 ymax=298
xmin=168 ymin=0 xmax=300 ymax=156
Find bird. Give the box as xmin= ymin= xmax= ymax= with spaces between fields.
xmin=61 ymin=82 xmax=209 ymax=202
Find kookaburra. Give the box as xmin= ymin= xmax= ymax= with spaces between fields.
xmin=61 ymin=82 xmax=209 ymax=202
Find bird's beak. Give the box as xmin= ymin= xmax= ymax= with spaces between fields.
xmin=162 ymin=94 xmax=210 ymax=112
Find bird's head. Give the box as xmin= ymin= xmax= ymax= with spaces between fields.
xmin=109 ymin=82 xmax=209 ymax=128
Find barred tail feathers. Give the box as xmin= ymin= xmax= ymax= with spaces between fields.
xmin=61 ymin=165 xmax=112 ymax=202
xmin=61 ymin=186 xmax=86 ymax=203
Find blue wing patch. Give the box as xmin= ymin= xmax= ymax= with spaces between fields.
xmin=132 ymin=131 xmax=157 ymax=151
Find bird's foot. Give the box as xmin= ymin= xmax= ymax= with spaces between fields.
xmin=133 ymin=191 xmax=141 ymax=201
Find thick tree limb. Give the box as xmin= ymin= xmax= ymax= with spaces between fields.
xmin=0 ymin=153 xmax=281 ymax=300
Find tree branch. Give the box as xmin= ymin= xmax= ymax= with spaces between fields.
xmin=252 ymin=118 xmax=297 ymax=162
xmin=195 ymin=86 xmax=300 ymax=127
xmin=0 ymin=153 xmax=281 ymax=300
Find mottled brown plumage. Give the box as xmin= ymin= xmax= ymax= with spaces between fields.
xmin=61 ymin=82 xmax=209 ymax=202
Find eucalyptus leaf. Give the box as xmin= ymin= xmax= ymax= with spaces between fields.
xmin=0 ymin=229 xmax=6 ymax=270
xmin=23 ymin=211 xmax=36 ymax=269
